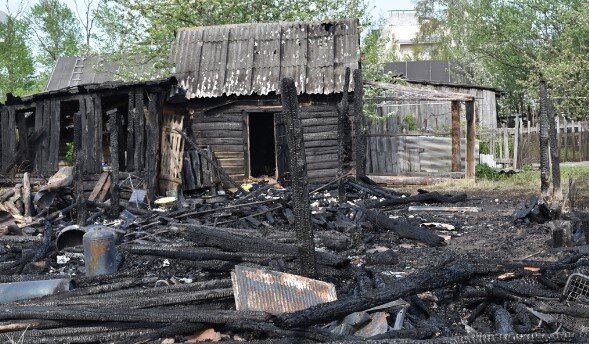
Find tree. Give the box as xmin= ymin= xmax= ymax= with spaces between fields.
xmin=0 ymin=9 xmax=36 ymax=100
xmin=28 ymin=0 xmax=82 ymax=70
xmin=415 ymin=0 xmax=589 ymax=118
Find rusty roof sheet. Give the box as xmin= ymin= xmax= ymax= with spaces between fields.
xmin=231 ymin=265 xmax=337 ymax=314
xmin=171 ymin=19 xmax=359 ymax=98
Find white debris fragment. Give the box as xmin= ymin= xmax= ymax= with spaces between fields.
xmin=178 ymin=277 xmax=193 ymax=283
xmin=57 ymin=255 xmax=70 ymax=265
xmin=162 ymin=259 xmax=170 ymax=267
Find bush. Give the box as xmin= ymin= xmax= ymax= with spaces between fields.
xmin=475 ymin=163 xmax=505 ymax=181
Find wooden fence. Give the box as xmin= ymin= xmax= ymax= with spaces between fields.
xmin=479 ymin=116 xmax=589 ymax=169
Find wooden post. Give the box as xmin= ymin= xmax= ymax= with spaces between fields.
xmin=22 ymin=172 xmax=31 ymax=223
xmin=74 ymin=106 xmax=87 ymax=226
xmin=337 ymin=67 xmax=351 ymax=202
xmin=563 ymin=116 xmax=568 ymax=161
xmin=465 ymin=101 xmax=476 ymax=179
xmin=280 ymin=77 xmax=316 ymax=278
xmin=451 ymin=101 xmax=460 ymax=172
xmin=513 ymin=115 xmax=519 ymax=169
xmin=539 ymin=80 xmax=550 ymax=200
xmin=548 ymin=100 xmax=562 ymax=204
xmin=146 ymin=91 xmax=160 ymax=200
xmin=108 ymin=109 xmax=120 ymax=218
xmin=353 ymin=69 xmax=366 ymax=180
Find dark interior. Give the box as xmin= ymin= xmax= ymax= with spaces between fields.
xmin=248 ymin=113 xmax=276 ymax=177
xmin=101 ymin=94 xmax=130 ymax=171
xmin=59 ymin=100 xmax=78 ymax=164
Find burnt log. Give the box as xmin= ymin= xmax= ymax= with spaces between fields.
xmin=491 ymin=305 xmax=515 ymax=334
xmin=280 ymin=77 xmax=316 ymax=277
xmin=182 ymin=223 xmax=347 ymax=267
xmin=108 ymin=109 xmax=120 ymax=218
xmin=363 ymin=209 xmax=446 ymax=247
xmin=274 ymin=262 xmax=500 ymax=328
xmin=539 ymin=80 xmax=550 ymax=199
xmin=368 ymin=191 xmax=467 ymax=209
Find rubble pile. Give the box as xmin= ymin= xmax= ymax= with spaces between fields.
xmin=1 ymin=174 xmax=589 ymax=343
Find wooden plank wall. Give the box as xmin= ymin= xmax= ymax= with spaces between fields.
xmin=0 ymin=106 xmax=16 ymax=177
xmin=300 ymin=104 xmax=339 ymax=182
xmin=192 ymin=110 xmax=245 ymax=182
xmin=191 ymin=102 xmax=341 ymax=184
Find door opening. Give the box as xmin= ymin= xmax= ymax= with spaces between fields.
xmin=248 ymin=113 xmax=276 ymax=177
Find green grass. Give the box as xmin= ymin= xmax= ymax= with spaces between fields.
xmin=428 ymin=163 xmax=589 ymax=203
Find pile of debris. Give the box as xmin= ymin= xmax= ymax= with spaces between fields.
xmin=1 ymin=173 xmax=589 ymax=343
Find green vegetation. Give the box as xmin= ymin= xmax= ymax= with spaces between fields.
xmin=65 ymin=142 xmax=74 ymax=165
xmin=404 ymin=113 xmax=418 ymax=131
xmin=415 ymin=0 xmax=589 ymax=118
xmin=475 ymin=164 xmax=506 ymax=181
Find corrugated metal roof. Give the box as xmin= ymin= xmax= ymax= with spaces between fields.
xmin=171 ymin=19 xmax=360 ymax=98
xmin=231 ymin=265 xmax=337 ymax=314
xmin=45 ymin=56 xmax=160 ymax=92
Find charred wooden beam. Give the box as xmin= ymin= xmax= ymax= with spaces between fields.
xmin=465 ymin=101 xmax=476 ymax=179
xmin=337 ymin=67 xmax=351 ymax=203
xmin=353 ymin=69 xmax=366 ymax=180
xmin=126 ymin=91 xmax=135 ymax=172
xmin=73 ymin=108 xmax=87 ymax=226
xmin=363 ymin=209 xmax=446 ymax=247
xmin=539 ymin=80 xmax=550 ymax=200
xmin=108 ymin=109 xmax=120 ymax=218
xmin=548 ymin=98 xmax=562 ymax=206
xmin=274 ymin=262 xmax=500 ymax=329
xmin=174 ymin=129 xmax=247 ymax=194
xmin=182 ymin=223 xmax=346 ymax=267
xmin=280 ymin=77 xmax=316 ymax=278
xmin=451 ymin=100 xmax=460 ymax=172
xmin=368 ymin=191 xmax=467 ymax=209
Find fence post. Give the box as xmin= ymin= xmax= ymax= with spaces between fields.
xmin=451 ymin=101 xmax=460 ymax=172
xmin=513 ymin=115 xmax=519 ymax=169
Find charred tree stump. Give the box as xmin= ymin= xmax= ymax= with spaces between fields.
xmin=108 ymin=109 xmax=120 ymax=218
xmin=548 ymin=99 xmax=562 ymax=208
xmin=337 ymin=67 xmax=351 ymax=203
xmin=539 ymin=80 xmax=550 ymax=200
xmin=73 ymin=109 xmax=87 ymax=226
xmin=280 ymin=77 xmax=317 ymax=278
xmin=353 ymin=69 xmax=366 ymax=180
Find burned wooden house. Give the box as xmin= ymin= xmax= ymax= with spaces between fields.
xmin=169 ymin=19 xmax=360 ymax=184
xmin=0 ymin=77 xmax=179 ymax=197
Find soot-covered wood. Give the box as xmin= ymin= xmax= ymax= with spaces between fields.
xmin=280 ymin=77 xmax=317 ymax=278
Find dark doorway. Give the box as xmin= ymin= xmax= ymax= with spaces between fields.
xmin=248 ymin=113 xmax=276 ymax=177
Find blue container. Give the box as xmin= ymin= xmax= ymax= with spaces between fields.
xmin=83 ymin=227 xmax=118 ymax=277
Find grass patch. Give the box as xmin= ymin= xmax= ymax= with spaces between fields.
xmin=427 ymin=163 xmax=589 ymax=204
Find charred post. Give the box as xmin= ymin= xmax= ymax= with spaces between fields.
xmin=337 ymin=67 xmax=351 ymax=202
xmin=353 ymin=69 xmax=366 ymax=180
xmin=73 ymin=106 xmax=87 ymax=226
xmin=108 ymin=109 xmax=120 ymax=218
xmin=465 ymin=101 xmax=476 ymax=179
xmin=548 ymin=99 xmax=562 ymax=206
xmin=280 ymin=77 xmax=317 ymax=278
xmin=451 ymin=100 xmax=461 ymax=172
xmin=539 ymin=80 xmax=550 ymax=200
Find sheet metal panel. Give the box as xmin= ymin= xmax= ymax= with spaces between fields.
xmin=171 ymin=19 xmax=360 ymax=98
xmin=231 ymin=265 xmax=337 ymax=314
